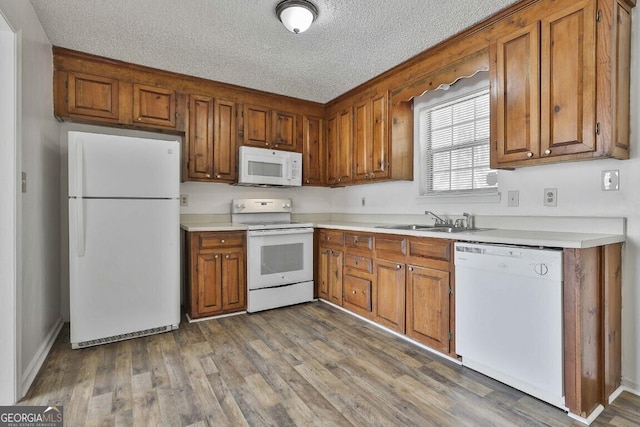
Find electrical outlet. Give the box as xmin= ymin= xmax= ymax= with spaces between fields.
xmin=602 ymin=170 xmax=619 ymax=191
xmin=180 ymin=194 xmax=189 ymax=206
xmin=544 ymin=188 xmax=557 ymax=207
xmin=507 ymin=190 xmax=519 ymax=207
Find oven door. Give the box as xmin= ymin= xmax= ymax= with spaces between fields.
xmin=247 ymin=227 xmax=313 ymax=290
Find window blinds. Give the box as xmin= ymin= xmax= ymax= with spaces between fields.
xmin=419 ymin=89 xmax=496 ymax=196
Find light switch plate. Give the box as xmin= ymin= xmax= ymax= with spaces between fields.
xmin=602 ymin=170 xmax=619 ymax=191
xmin=507 ymin=190 xmax=519 ymax=207
xmin=544 ymin=188 xmax=557 ymax=207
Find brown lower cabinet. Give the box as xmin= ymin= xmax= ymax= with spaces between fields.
xmin=315 ymin=227 xmax=623 ymax=422
xmin=316 ymin=229 xmax=453 ymax=355
xmin=186 ymin=231 xmax=246 ymax=319
xmin=406 ymin=265 xmax=451 ymax=354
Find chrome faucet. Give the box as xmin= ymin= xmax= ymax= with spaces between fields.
xmin=425 ymin=211 xmax=448 ymax=226
xmin=463 ymin=212 xmax=474 ymax=229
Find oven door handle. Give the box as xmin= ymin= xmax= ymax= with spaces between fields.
xmin=248 ymin=228 xmax=314 ymax=237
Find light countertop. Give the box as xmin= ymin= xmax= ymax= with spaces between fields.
xmin=180 ymin=219 xmax=625 ymax=249
xmin=314 ymin=221 xmax=625 ymax=249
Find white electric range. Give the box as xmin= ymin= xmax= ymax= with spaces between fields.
xmin=232 ymin=198 xmax=314 ymax=312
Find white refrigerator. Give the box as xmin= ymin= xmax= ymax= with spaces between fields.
xmin=68 ymin=131 xmax=181 ymax=349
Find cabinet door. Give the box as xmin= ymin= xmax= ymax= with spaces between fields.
xmin=318 ymin=247 xmax=331 ymax=299
xmin=272 ymin=110 xmax=299 ymax=151
xmin=329 ymin=249 xmax=344 ymax=306
xmin=540 ymin=0 xmax=596 ymax=157
xmin=133 ymin=84 xmax=176 ymax=128
xmin=197 ymin=253 xmax=223 ymax=316
xmin=494 ymin=22 xmax=541 ymax=164
xmin=370 ymin=91 xmax=389 ymax=179
xmin=337 ymin=107 xmax=354 ymax=185
xmin=222 ymin=250 xmax=246 ymax=311
xmin=188 ymin=95 xmax=214 ymax=179
xmin=375 ymin=259 xmax=406 ymax=333
xmin=326 ymin=114 xmax=339 ymax=184
xmin=302 ymin=115 xmax=324 ymax=185
xmin=354 ymin=99 xmax=372 ymax=181
xmin=406 ymin=266 xmax=450 ymax=353
xmin=213 ymin=99 xmax=237 ymax=182
xmin=67 ymin=72 xmax=119 ymax=121
xmin=244 ymin=104 xmax=271 ymax=147
xmin=343 ymin=274 xmax=373 ymax=317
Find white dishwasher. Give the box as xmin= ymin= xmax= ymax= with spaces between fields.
xmin=455 ymin=242 xmax=565 ymax=409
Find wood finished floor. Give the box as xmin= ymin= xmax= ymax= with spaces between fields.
xmin=20 ymin=302 xmax=640 ymax=426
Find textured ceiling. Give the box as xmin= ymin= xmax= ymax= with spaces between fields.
xmin=29 ymin=0 xmax=519 ymax=103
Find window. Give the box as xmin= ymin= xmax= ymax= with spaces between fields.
xmin=417 ymin=84 xmax=497 ymax=197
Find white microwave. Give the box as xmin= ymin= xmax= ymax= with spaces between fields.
xmin=237 ymin=146 xmax=302 ymax=187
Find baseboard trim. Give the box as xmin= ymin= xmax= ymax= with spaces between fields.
xmin=19 ymin=317 xmax=63 ymax=399
xmin=620 ymin=378 xmax=640 ymax=397
xmin=568 ymin=404 xmax=604 ymax=425
xmin=319 ymin=299 xmax=462 ymax=365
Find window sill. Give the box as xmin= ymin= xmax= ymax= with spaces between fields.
xmin=417 ymin=192 xmax=501 ymax=205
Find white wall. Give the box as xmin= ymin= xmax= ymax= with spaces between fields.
xmin=0 ymin=0 xmax=62 ymax=399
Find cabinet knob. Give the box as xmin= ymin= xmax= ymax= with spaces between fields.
xmin=306 ymin=179 xmax=310 ymax=184
xmin=137 ymin=117 xmax=142 ymax=121
xmin=221 ymin=239 xmax=225 ymax=243
xmin=352 ymin=290 xmax=357 ymax=294
xmin=216 ymin=174 xmax=221 ymax=178
xmin=354 ymin=238 xmax=359 ymax=244
xmin=396 ymin=264 xmax=401 ymax=270
xmin=409 ymin=266 xmax=413 ymax=271
xmin=327 ymin=236 xmax=331 ymax=241
xmin=544 ymin=149 xmax=552 ymax=155
xmin=225 ymin=255 xmax=229 ymax=259
xmin=214 ymin=255 xmax=219 ymax=259
xmin=527 ymin=152 xmax=534 ymax=158
xmin=206 ymin=174 xmax=211 ymax=178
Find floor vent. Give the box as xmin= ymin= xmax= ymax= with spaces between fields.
xmin=73 ymin=325 xmax=176 ymax=349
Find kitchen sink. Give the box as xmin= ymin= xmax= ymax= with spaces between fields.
xmin=375 ymin=224 xmax=437 ymax=230
xmin=376 ymin=224 xmax=491 ymax=233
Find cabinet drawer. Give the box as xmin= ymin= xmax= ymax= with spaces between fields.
xmin=343 ymin=274 xmax=373 ymax=313
xmin=374 ymin=234 xmax=408 ymax=262
xmin=345 ymin=232 xmax=373 ymax=251
xmin=407 ymin=238 xmax=452 ymax=270
xmin=319 ymin=229 xmax=344 ymax=246
xmin=199 ymin=232 xmax=245 ymax=249
xmin=345 ymin=254 xmax=373 ymax=274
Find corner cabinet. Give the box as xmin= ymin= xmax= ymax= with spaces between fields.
xmin=491 ymin=0 xmax=632 ymax=168
xmin=186 ymin=231 xmax=246 ymax=319
xmin=316 ymin=229 xmax=454 ymax=356
xmin=185 ymin=94 xmax=237 ymax=182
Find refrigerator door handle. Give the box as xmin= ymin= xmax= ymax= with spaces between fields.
xmin=76 ymin=141 xmax=85 ymax=257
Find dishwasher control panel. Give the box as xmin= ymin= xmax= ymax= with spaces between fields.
xmin=455 ymin=243 xmax=563 ymax=281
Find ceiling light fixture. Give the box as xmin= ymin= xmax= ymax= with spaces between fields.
xmin=276 ymin=0 xmax=318 ymax=34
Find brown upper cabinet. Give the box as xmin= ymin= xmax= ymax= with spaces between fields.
xmin=185 ymin=94 xmax=237 ymax=182
xmin=302 ymin=115 xmax=325 ymax=186
xmin=354 ymin=91 xmax=390 ymax=182
xmin=326 ymin=106 xmax=354 ymax=185
xmin=491 ymin=0 xmax=632 ymax=168
xmin=242 ymin=104 xmax=301 ymax=152
xmin=132 ymin=83 xmax=177 ymax=129
xmin=64 ymin=71 xmax=120 ymax=122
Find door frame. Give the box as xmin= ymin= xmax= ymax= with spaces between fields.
xmin=0 ymin=9 xmax=20 ymax=405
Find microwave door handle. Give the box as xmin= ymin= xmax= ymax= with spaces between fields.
xmin=286 ymin=159 xmax=292 ymax=181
